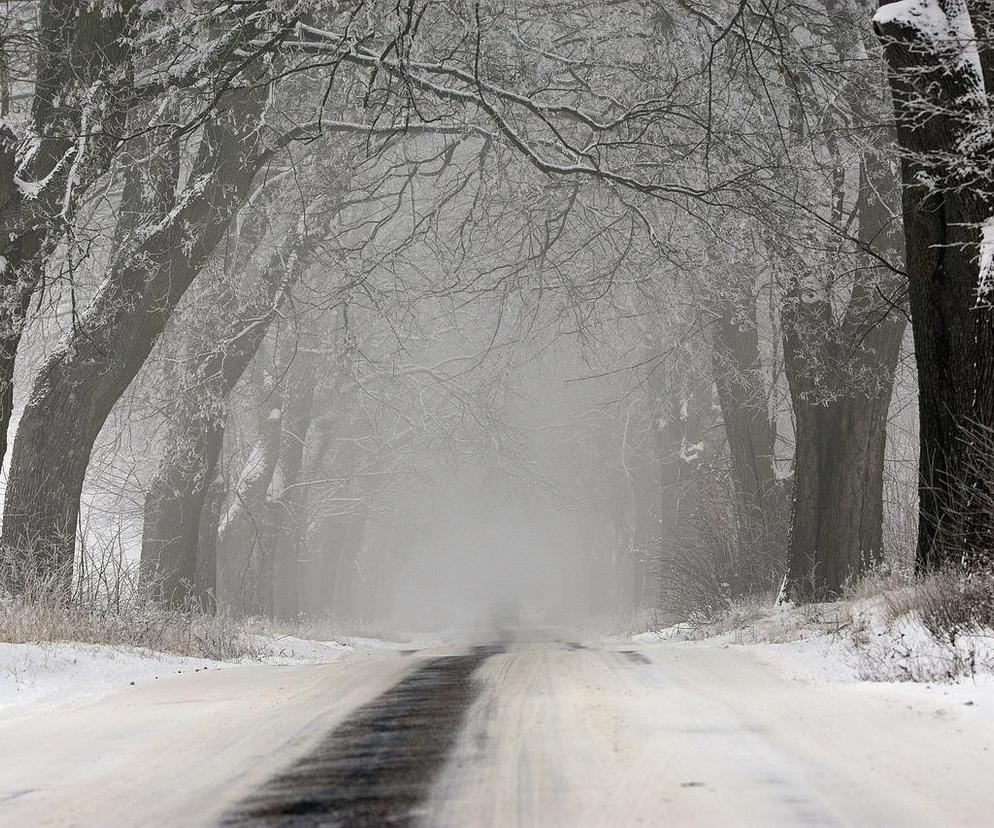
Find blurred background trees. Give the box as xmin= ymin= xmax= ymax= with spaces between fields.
xmin=1 ymin=0 xmax=975 ymax=630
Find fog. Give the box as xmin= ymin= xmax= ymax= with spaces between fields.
xmin=0 ymin=0 xmax=929 ymax=644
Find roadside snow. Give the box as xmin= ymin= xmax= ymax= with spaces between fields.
xmin=637 ymin=592 xmax=994 ymax=688
xmin=0 ymin=629 xmax=431 ymax=723
xmin=0 ymin=634 xmax=410 ymax=722
xmin=0 ymin=643 xmax=224 ymax=720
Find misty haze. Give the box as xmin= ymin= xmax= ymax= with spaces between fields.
xmin=2 ymin=0 xmax=994 ymax=825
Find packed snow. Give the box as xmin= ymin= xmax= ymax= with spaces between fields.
xmin=0 ymin=633 xmax=415 ymax=723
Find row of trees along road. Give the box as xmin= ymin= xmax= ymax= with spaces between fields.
xmin=0 ymin=0 xmax=991 ymax=615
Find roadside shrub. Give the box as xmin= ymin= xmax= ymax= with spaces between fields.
xmin=0 ymin=537 xmax=257 ymax=661
xmin=915 ymin=569 xmax=994 ymax=645
xmin=659 ymin=474 xmax=788 ymax=625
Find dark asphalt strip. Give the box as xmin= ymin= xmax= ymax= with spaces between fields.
xmin=620 ymin=650 xmax=652 ymax=665
xmin=220 ymin=645 xmax=502 ymax=828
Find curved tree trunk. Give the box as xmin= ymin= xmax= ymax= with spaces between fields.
xmin=0 ymin=0 xmax=133 ymax=468
xmin=1 ymin=85 xmax=271 ymax=592
xmin=140 ymin=223 xmax=313 ymax=607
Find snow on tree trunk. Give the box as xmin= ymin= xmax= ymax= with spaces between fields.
xmin=1 ymin=83 xmax=271 ymax=592
xmin=875 ymin=0 xmax=994 ymax=571
xmin=0 ymin=0 xmax=133 ymax=471
xmin=217 ymin=370 xmax=285 ymax=618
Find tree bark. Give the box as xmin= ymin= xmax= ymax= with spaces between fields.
xmin=0 ymin=0 xmax=133 ymax=467
xmin=1 ymin=84 xmax=271 ymax=591
xmin=876 ymin=2 xmax=994 ymax=571
xmin=141 ymin=420 xmax=224 ymax=608
xmin=710 ymin=295 xmax=786 ymax=529
xmin=195 ymin=466 xmax=226 ymax=612
xmin=271 ymin=349 xmax=318 ymax=619
xmin=785 ymin=376 xmax=898 ymax=597
xmin=140 ymin=223 xmax=313 ymax=607
xmin=784 ymin=153 xmax=906 ymax=599
xmin=217 ymin=371 xmax=285 ymax=617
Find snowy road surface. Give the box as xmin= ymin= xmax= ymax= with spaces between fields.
xmin=2 ymin=634 xmax=993 ymax=826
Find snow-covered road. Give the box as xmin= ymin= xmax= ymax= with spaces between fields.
xmin=2 ymin=634 xmax=993 ymax=826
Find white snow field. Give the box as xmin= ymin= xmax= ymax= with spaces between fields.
xmin=2 ymin=631 xmax=994 ymax=826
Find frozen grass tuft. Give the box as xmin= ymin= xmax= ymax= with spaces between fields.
xmin=0 ymin=543 xmax=259 ymax=661
xmin=650 ymin=564 xmax=994 ymax=685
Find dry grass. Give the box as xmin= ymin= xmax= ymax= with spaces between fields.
xmin=837 ymin=570 xmax=994 ymax=682
xmin=665 ymin=565 xmax=994 ymax=684
xmin=260 ymin=613 xmax=407 ymax=644
xmin=659 ymin=476 xmax=789 ymax=626
xmin=0 ymin=542 xmax=259 ymax=661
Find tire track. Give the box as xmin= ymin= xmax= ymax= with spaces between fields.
xmin=221 ymin=645 xmax=502 ymax=827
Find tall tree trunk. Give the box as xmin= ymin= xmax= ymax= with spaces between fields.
xmin=330 ymin=514 xmax=368 ymax=623
xmin=218 ymin=371 xmax=285 ymax=617
xmin=295 ymin=407 xmax=342 ymax=617
xmin=196 ymin=467 xmax=226 ymax=612
xmin=140 ymin=222 xmax=314 ymax=606
xmin=712 ymin=306 xmax=777 ymax=506
xmin=784 ymin=154 xmax=906 ymax=599
xmin=271 ymin=349 xmax=318 ymax=619
xmin=785 ymin=377 xmax=898 ymax=597
xmin=142 ymin=419 xmax=226 ymax=607
xmin=710 ymin=296 xmax=787 ymax=558
xmin=1 ymin=85 xmax=271 ymax=591
xmin=0 ymin=0 xmax=133 ymax=466
xmin=652 ymin=361 xmax=710 ymax=598
xmin=876 ymin=3 xmax=994 ymax=571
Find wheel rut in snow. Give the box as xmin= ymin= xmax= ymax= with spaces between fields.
xmin=220 ymin=644 xmax=502 ymax=827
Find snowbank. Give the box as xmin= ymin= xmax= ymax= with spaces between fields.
xmin=0 ymin=633 xmax=400 ymax=723
xmin=0 ymin=642 xmax=224 ymax=721
xmin=637 ymin=587 xmax=994 ymax=693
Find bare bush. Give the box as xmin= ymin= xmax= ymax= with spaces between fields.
xmin=847 ymin=570 xmax=994 ymax=683
xmin=0 ymin=538 xmax=257 ymax=661
xmin=659 ymin=475 xmax=789 ymax=625
xmin=914 ymin=570 xmax=994 ymax=646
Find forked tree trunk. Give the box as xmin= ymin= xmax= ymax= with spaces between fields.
xmin=1 ymin=86 xmax=270 ymax=592
xmin=784 ymin=154 xmax=906 ymax=599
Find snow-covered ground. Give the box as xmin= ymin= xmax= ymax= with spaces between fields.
xmin=0 ymin=632 xmax=416 ymax=723
xmin=634 ymin=590 xmax=994 ymax=709
xmin=0 ymin=642 xmax=225 ymax=721
xmin=5 ymin=631 xmax=994 ymax=825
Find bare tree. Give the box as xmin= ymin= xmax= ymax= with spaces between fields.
xmin=875 ymin=0 xmax=994 ymax=571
